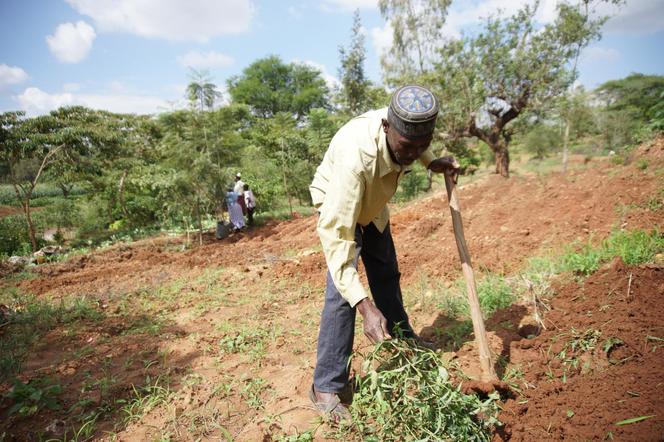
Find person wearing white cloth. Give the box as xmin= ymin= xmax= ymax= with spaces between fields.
xmin=225 ymin=187 xmax=245 ymax=231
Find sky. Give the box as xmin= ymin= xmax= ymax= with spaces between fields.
xmin=0 ymin=0 xmax=662 ymax=116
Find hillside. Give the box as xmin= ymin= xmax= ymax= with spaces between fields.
xmin=1 ymin=137 xmax=663 ymax=441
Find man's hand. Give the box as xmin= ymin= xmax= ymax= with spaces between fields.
xmin=356 ymin=298 xmax=391 ymax=344
xmin=428 ymin=155 xmax=460 ymax=174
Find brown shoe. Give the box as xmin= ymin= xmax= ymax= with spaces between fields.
xmin=309 ymin=385 xmax=352 ymax=425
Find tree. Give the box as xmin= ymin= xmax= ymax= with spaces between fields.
xmin=560 ymin=0 xmax=622 ymax=173
xmin=433 ymin=1 xmax=607 ymax=177
xmin=227 ymin=56 xmax=329 ymax=120
xmin=596 ymin=73 xmax=664 ymax=123
xmin=249 ymin=112 xmax=313 ymax=215
xmin=523 ymin=123 xmax=563 ymax=159
xmin=156 ymin=105 xmax=250 ymax=244
xmin=338 ymin=9 xmax=370 ymax=115
xmin=0 ymin=107 xmax=120 ymax=251
xmin=186 ymin=69 xmax=222 ymax=111
xmin=378 ymin=0 xmax=451 ymax=86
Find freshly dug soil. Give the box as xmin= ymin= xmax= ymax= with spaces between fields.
xmin=1 ymin=138 xmax=662 ymax=440
xmin=495 ymin=259 xmax=664 ymax=441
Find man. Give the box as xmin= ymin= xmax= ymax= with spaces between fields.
xmin=243 ymin=183 xmax=256 ymax=226
xmin=308 ymin=85 xmax=458 ymax=423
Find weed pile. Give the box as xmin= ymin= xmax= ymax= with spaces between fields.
xmin=347 ymin=339 xmax=500 ymax=441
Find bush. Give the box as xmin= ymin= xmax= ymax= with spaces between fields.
xmin=396 ymin=169 xmax=429 ymax=201
xmin=0 ymin=215 xmax=31 ymax=256
xmin=523 ymin=124 xmax=561 ymax=159
xmin=0 ymin=213 xmax=49 ymax=256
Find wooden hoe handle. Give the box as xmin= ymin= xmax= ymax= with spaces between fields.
xmin=443 ymin=171 xmax=498 ymax=382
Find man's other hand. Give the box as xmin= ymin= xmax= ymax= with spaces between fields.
xmin=428 ymin=155 xmax=460 ymax=174
xmin=356 ymin=298 xmax=391 ymax=344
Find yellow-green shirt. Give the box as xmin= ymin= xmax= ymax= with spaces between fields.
xmin=309 ymin=108 xmax=435 ymax=307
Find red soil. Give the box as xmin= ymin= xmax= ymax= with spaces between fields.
xmin=1 ymin=137 xmax=663 ymax=440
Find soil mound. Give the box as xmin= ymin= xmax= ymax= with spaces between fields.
xmin=495 ymin=260 xmax=664 ymax=441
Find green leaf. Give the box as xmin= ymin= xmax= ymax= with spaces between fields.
xmin=614 ymin=415 xmax=656 ymax=426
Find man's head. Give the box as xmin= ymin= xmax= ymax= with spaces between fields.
xmin=235 ymin=172 xmax=241 ymax=181
xmin=382 ymin=85 xmax=439 ymax=166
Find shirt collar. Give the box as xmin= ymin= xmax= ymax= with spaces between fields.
xmin=377 ymin=120 xmax=409 ymax=177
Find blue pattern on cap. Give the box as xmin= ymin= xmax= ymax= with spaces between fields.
xmin=396 ymin=86 xmax=435 ymax=114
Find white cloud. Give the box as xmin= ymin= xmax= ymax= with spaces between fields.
xmin=177 ymin=50 xmax=235 ymax=69
xmin=15 ymin=88 xmax=74 ymax=114
xmin=46 ymin=21 xmax=96 ymax=63
xmin=322 ymin=0 xmax=376 ymax=10
xmin=444 ymin=0 xmax=559 ymax=38
xmin=14 ymin=87 xmax=173 ymax=116
xmin=370 ymin=23 xmax=392 ymax=57
xmin=582 ymin=46 xmax=620 ymax=63
xmin=66 ymin=0 xmax=254 ymax=42
xmin=0 ymin=64 xmax=29 ymax=89
xmin=599 ymin=0 xmax=664 ymax=35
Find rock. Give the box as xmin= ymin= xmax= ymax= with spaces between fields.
xmin=8 ymin=255 xmax=32 ymax=266
xmin=45 ymin=419 xmax=66 ymax=437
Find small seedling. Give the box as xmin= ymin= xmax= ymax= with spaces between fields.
xmin=5 ymin=377 xmax=62 ymax=417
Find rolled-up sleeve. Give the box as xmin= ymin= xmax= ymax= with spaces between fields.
xmin=316 ymin=167 xmax=368 ymax=307
xmin=418 ymin=149 xmax=435 ymax=168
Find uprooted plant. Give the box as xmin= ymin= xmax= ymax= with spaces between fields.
xmin=342 ymin=339 xmax=501 ymax=441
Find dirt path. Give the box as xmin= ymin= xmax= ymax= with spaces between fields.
xmin=1 ymin=138 xmax=663 ymax=441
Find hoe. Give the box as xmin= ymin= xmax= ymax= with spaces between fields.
xmin=443 ymin=167 xmax=504 ymax=388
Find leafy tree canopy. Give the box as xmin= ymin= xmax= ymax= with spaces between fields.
xmin=596 ymin=73 xmax=664 ymax=121
xmin=227 ymin=55 xmax=330 ymax=120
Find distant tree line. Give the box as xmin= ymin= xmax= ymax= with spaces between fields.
xmin=1 ymin=1 xmax=662 ymax=256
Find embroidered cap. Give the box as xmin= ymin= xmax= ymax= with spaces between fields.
xmin=235 ymin=172 xmax=241 ymax=178
xmin=388 ymin=85 xmax=439 ymax=139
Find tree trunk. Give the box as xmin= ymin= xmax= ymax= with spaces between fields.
xmin=11 ymin=182 xmax=37 ymax=252
xmin=562 ymin=121 xmax=570 ymax=174
xmin=493 ymin=144 xmax=510 ymax=178
xmin=23 ymin=200 xmax=38 ymax=252
xmin=118 ymin=170 xmax=129 ymax=218
xmin=425 ymin=169 xmax=433 ymax=192
xmin=195 ymin=199 xmax=203 ymax=246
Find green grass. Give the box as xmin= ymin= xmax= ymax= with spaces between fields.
xmin=0 ymin=183 xmax=86 ymax=205
xmin=559 ymin=229 xmax=664 ymax=275
xmin=0 ymin=290 xmax=104 ymax=383
xmin=434 ymin=272 xmax=516 ymax=320
xmin=120 ymin=375 xmax=171 ymax=424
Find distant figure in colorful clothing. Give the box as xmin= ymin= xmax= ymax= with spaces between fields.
xmin=225 ymin=187 xmax=245 ymax=231
xmin=243 ymin=184 xmax=257 ymax=226
xmin=234 ymin=172 xmax=247 ymax=215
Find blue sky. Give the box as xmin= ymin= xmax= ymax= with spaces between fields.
xmin=0 ymin=0 xmax=662 ymax=116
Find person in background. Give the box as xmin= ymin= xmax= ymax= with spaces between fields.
xmin=234 ymin=172 xmax=247 ymax=216
xmin=243 ymin=184 xmax=257 ymax=226
xmin=308 ymin=85 xmax=459 ymax=424
xmin=225 ymin=187 xmax=245 ymax=231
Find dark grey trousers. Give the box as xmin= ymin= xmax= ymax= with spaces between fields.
xmin=313 ymin=222 xmax=414 ymax=394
